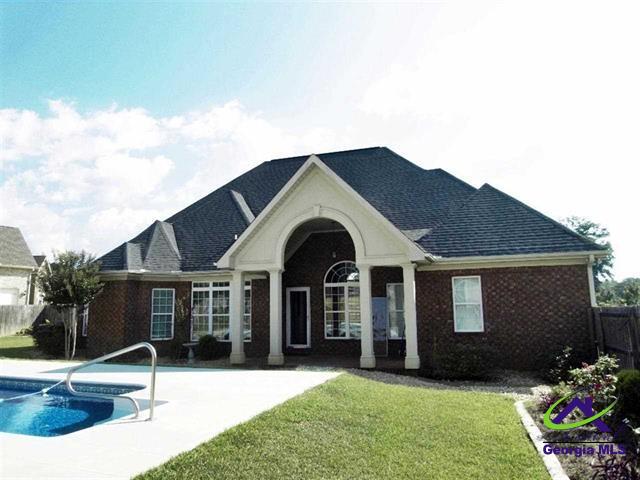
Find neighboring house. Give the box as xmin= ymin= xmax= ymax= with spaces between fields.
xmin=0 ymin=226 xmax=38 ymax=305
xmin=92 ymin=147 xmax=606 ymax=370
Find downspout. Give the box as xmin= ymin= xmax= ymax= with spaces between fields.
xmin=587 ymin=255 xmax=597 ymax=307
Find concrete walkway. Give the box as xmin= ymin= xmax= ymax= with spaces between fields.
xmin=0 ymin=360 xmax=339 ymax=479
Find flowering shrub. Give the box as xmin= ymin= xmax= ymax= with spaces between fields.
xmin=567 ymin=355 xmax=619 ymax=408
xmin=537 ymin=382 xmax=573 ymax=411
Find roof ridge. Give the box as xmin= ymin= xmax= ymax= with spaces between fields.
xmin=268 ymin=146 xmax=383 ymax=163
xmin=481 ymin=183 xmax=607 ymax=250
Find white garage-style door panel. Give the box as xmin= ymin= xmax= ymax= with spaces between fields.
xmin=0 ymin=288 xmax=20 ymax=305
xmin=233 ymin=164 xmax=411 ymax=268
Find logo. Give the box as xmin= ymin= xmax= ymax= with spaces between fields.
xmin=543 ymin=390 xmax=617 ymax=432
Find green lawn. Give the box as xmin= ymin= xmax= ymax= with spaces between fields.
xmin=0 ymin=334 xmax=39 ymax=359
xmin=137 ymin=374 xmax=547 ymax=480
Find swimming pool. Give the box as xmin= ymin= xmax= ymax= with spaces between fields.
xmin=0 ymin=376 xmax=145 ymax=437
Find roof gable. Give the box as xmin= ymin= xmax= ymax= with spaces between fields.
xmin=217 ymin=155 xmax=427 ymax=269
xmin=0 ymin=226 xmax=37 ymax=269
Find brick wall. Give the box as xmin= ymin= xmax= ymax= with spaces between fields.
xmin=283 ymin=231 xmax=404 ymax=357
xmin=415 ymin=265 xmax=594 ymax=371
xmin=88 ymin=241 xmax=593 ymax=370
xmin=88 ymin=278 xmax=270 ymax=359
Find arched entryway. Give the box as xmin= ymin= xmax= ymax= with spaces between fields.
xmin=223 ymin=204 xmax=421 ymax=370
xmin=281 ymin=218 xmax=365 ymax=360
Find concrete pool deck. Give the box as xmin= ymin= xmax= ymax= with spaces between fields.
xmin=0 ymin=359 xmax=340 ymax=479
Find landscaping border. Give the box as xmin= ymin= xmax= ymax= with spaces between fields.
xmin=515 ymin=400 xmax=569 ymax=480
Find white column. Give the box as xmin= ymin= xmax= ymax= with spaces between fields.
xmin=358 ymin=263 xmax=375 ymax=369
xmin=268 ymin=268 xmax=284 ymax=365
xmin=229 ymin=270 xmax=246 ymax=364
xmin=402 ymin=263 xmax=420 ymax=369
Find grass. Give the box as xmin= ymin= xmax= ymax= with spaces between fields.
xmin=137 ymin=374 xmax=548 ymax=480
xmin=0 ymin=334 xmax=40 ymax=359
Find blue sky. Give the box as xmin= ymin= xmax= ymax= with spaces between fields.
xmin=1 ymin=1 xmax=638 ymax=278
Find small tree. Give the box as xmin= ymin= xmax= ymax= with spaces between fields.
xmin=37 ymin=251 xmax=104 ymax=360
xmin=562 ymin=216 xmax=614 ymax=287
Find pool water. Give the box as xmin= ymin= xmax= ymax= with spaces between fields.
xmin=0 ymin=377 xmax=145 ymax=437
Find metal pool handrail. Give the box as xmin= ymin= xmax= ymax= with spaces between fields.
xmin=65 ymin=342 xmax=157 ymax=421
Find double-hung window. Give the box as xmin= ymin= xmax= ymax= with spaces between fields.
xmin=151 ymin=288 xmax=175 ymax=340
xmin=452 ymin=276 xmax=484 ymax=332
xmin=191 ymin=281 xmax=251 ymax=341
xmin=386 ymin=283 xmax=405 ymax=339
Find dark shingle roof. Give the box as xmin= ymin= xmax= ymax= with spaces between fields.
xmin=418 ymin=184 xmax=603 ymax=257
xmin=99 ymin=147 xmax=603 ymax=272
xmin=0 ymin=226 xmax=37 ymax=269
xmin=33 ymin=255 xmax=47 ymax=267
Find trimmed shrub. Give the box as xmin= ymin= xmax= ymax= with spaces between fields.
xmin=197 ymin=335 xmax=220 ymax=360
xmin=430 ymin=344 xmax=497 ymax=380
xmin=616 ymin=369 xmax=640 ymax=424
xmin=31 ymin=321 xmax=66 ymax=356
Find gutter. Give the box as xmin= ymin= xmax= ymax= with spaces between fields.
xmin=98 ymin=269 xmax=266 ymax=282
xmin=417 ymin=250 xmax=607 ymax=271
xmin=0 ymin=264 xmax=37 ymax=271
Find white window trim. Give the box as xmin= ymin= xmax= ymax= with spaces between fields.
xmin=191 ymin=281 xmax=251 ymax=342
xmin=286 ymin=287 xmax=311 ymax=347
xmin=150 ymin=288 xmax=175 ymax=341
xmin=386 ymin=283 xmax=405 ymax=339
xmin=452 ymin=275 xmax=484 ymax=333
xmin=324 ymin=261 xmax=361 ymax=340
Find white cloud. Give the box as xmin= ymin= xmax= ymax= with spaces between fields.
xmin=0 ymin=99 xmax=351 ymax=259
xmin=358 ymin=1 xmax=640 ymax=278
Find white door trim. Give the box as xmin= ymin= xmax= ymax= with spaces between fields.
xmin=286 ymin=287 xmax=311 ymax=348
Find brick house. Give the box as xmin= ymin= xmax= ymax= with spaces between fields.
xmin=91 ymin=147 xmax=606 ymax=370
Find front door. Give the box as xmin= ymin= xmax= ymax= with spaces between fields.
xmin=287 ymin=287 xmax=310 ymax=348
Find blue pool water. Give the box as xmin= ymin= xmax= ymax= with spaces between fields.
xmin=0 ymin=377 xmax=145 ymax=437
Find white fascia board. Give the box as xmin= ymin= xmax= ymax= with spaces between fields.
xmin=218 ymin=154 xmax=430 ymax=268
xmin=0 ymin=264 xmax=37 ymax=271
xmin=217 ymin=155 xmax=319 ymax=269
xmin=98 ymin=270 xmax=267 ymax=282
xmin=418 ymin=250 xmax=606 ymax=271
xmin=309 ymin=156 xmax=430 ymax=262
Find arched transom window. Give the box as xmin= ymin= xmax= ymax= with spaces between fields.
xmin=324 ymin=261 xmax=361 ymax=339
